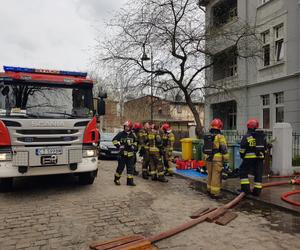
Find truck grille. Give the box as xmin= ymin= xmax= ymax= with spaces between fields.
xmin=18 ymin=136 xmax=78 ymax=143
xmin=14 ymin=129 xmax=81 ymax=145
xmin=16 ymin=129 xmax=78 ymax=135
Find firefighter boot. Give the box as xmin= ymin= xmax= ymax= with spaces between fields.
xmin=151 ymin=174 xmax=158 ymax=181
xmin=114 ymin=174 xmax=121 ymax=186
xmin=165 ymin=167 xmax=173 ymax=176
xmin=127 ymin=177 xmax=136 ymax=186
xmin=241 ymin=183 xmax=251 ymax=195
xmin=158 ymin=175 xmax=168 ymax=183
xmin=142 ymin=170 xmax=149 ymax=180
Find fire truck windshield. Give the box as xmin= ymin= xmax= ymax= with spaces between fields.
xmin=0 ymin=82 xmax=94 ymax=118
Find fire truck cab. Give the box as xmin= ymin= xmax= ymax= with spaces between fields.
xmin=0 ymin=66 xmax=105 ymax=191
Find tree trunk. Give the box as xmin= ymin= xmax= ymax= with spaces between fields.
xmin=182 ymin=90 xmax=203 ymax=138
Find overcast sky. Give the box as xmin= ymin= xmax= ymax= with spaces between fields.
xmin=0 ymin=0 xmax=127 ymax=72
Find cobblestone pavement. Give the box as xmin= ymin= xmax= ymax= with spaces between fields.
xmin=0 ymin=160 xmax=299 ymax=250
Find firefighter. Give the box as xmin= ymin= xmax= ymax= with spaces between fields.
xmin=203 ymin=118 xmax=229 ymax=199
xmin=239 ymin=118 xmax=267 ymax=196
xmin=113 ymin=120 xmax=137 ymax=186
xmin=140 ymin=122 xmax=151 ymax=179
xmin=161 ymin=123 xmax=175 ymax=176
xmin=132 ymin=122 xmax=143 ymax=176
xmin=148 ymin=124 xmax=168 ymax=182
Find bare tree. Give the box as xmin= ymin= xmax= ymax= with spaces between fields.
xmin=99 ymin=0 xmax=261 ymax=136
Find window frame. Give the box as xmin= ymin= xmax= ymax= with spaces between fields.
xmin=274 ymin=92 xmax=284 ymax=123
xmin=261 ymin=30 xmax=271 ymax=66
xmin=274 ymin=24 xmax=284 ymax=62
xmin=261 ymin=94 xmax=270 ymax=129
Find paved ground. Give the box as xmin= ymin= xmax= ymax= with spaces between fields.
xmin=0 ymin=160 xmax=299 ymax=250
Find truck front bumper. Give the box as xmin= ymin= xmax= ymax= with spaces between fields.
xmin=0 ymin=157 xmax=98 ymax=178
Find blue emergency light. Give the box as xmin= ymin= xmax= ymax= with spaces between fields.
xmin=3 ymin=66 xmax=87 ymax=77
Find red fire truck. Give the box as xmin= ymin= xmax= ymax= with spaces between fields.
xmin=0 ymin=66 xmax=105 ymax=190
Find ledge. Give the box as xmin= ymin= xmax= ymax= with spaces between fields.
xmin=258 ymin=60 xmax=285 ymax=71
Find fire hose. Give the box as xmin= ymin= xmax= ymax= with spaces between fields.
xmin=90 ymin=176 xmax=300 ymax=249
xmin=263 ymin=178 xmax=300 ymax=206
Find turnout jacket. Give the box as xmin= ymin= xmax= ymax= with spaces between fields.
xmin=112 ymin=131 xmax=138 ymax=157
xmin=161 ymin=132 xmax=175 ymax=154
xmin=239 ymin=130 xmax=267 ymax=159
xmin=205 ymin=129 xmax=229 ymax=162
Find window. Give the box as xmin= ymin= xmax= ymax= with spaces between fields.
xmin=262 ymin=94 xmax=270 ymax=106
xmin=263 ymin=45 xmax=271 ymax=66
xmin=276 ymin=107 xmax=284 ymax=122
xmin=263 ymin=108 xmax=270 ymax=129
xmin=261 ymin=31 xmax=270 ymax=66
xmin=212 ymin=0 xmax=237 ymax=27
xmin=275 ymin=92 xmax=284 ymax=104
xmin=212 ymin=100 xmax=237 ymax=130
xmin=213 ymin=46 xmax=237 ymax=81
xmin=274 ymin=24 xmax=284 ymax=62
xmin=261 ymin=94 xmax=270 ymax=129
xmin=274 ymin=92 xmax=284 ymax=122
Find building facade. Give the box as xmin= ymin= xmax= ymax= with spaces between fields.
xmin=200 ymin=0 xmax=300 ymax=132
xmin=124 ymin=95 xmax=204 ymax=131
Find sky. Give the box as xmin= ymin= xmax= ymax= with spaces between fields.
xmin=0 ymin=0 xmax=127 ymax=72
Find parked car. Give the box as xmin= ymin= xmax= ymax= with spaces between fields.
xmin=99 ymin=133 xmax=119 ymax=159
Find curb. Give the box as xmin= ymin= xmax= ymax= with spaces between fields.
xmin=172 ymin=170 xmax=300 ymax=215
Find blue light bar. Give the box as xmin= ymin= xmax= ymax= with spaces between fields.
xmin=4 ymin=66 xmax=35 ymax=73
xmin=3 ymin=66 xmax=87 ymax=77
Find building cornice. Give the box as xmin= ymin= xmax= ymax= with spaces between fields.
xmin=205 ymin=71 xmax=300 ymax=98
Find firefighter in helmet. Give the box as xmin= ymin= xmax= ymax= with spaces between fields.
xmin=148 ymin=124 xmax=168 ymax=182
xmin=161 ymin=123 xmax=175 ymax=176
xmin=132 ymin=122 xmax=143 ymax=176
xmin=203 ymin=118 xmax=229 ymax=199
xmin=140 ymin=122 xmax=151 ymax=179
xmin=113 ymin=120 xmax=138 ymax=186
xmin=239 ymin=118 xmax=267 ymax=196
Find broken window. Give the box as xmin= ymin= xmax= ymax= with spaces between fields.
xmin=212 ymin=0 xmax=237 ymax=27
xmin=274 ymin=24 xmax=284 ymax=62
xmin=213 ymin=46 xmax=238 ymax=81
xmin=212 ymin=100 xmax=237 ymax=130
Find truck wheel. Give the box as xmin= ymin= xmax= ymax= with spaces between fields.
xmin=78 ymin=170 xmax=97 ymax=185
xmin=0 ymin=178 xmax=13 ymax=192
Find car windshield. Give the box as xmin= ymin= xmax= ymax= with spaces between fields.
xmin=0 ymin=81 xmax=94 ymax=118
xmin=101 ymin=133 xmax=115 ymax=142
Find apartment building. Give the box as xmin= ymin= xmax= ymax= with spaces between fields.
xmin=200 ymin=0 xmax=300 ymax=132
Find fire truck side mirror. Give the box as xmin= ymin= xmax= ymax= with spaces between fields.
xmin=98 ymin=98 xmax=106 ymax=116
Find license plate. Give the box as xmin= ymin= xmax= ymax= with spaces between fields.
xmin=36 ymin=147 xmax=62 ymax=156
xmin=111 ymin=151 xmax=119 ymax=154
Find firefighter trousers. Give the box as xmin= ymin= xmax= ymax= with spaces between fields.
xmin=162 ymin=150 xmax=172 ymax=174
xmin=149 ymin=151 xmax=164 ymax=178
xmin=206 ymin=160 xmax=223 ymax=197
xmin=239 ymin=158 xmax=263 ymax=196
xmin=115 ymin=155 xmax=134 ymax=180
xmin=142 ymin=150 xmax=150 ymax=176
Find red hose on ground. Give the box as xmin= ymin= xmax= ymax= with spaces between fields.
xmin=281 ymin=190 xmax=300 ymax=206
xmin=262 ymin=180 xmax=291 ymax=188
xmin=267 ymin=173 xmax=300 ymax=179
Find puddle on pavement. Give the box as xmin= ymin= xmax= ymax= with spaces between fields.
xmin=189 ymin=181 xmax=300 ymax=235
